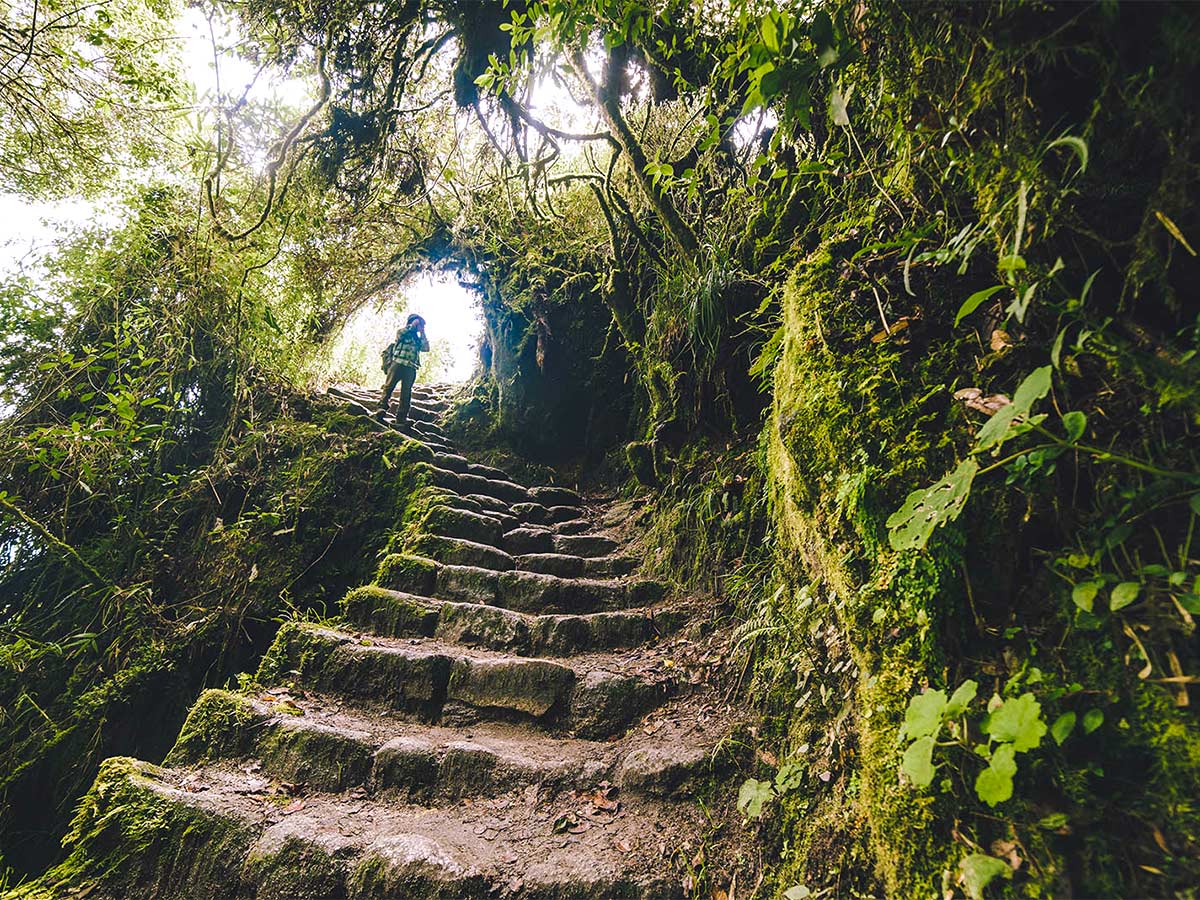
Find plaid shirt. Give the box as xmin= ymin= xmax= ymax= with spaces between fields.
xmin=392 ymin=325 xmax=429 ymax=369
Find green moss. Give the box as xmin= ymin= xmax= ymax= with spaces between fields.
xmin=341 ymin=585 xmax=439 ymax=637
xmin=5 ymin=758 xmax=254 ymax=900
xmin=243 ymin=838 xmax=347 ymax=900
xmin=374 ymin=553 xmax=438 ymax=594
xmin=164 ymin=690 xmax=259 ymax=767
xmin=255 ymin=620 xmax=339 ymax=687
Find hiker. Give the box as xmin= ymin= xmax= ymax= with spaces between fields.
xmin=379 ymin=313 xmax=429 ymax=425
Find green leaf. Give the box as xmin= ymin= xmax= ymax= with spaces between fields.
xmin=1012 ymin=366 xmax=1053 ymax=413
xmin=975 ymin=404 xmax=1019 ymax=451
xmin=1189 ymin=493 xmax=1200 ymax=517
xmin=1051 ymin=712 xmax=1076 ymax=745
xmin=974 ymin=743 xmax=1017 ymax=807
xmin=1110 ymin=581 xmax=1140 ymax=611
xmin=1082 ymin=708 xmax=1104 ymax=734
xmin=737 ymin=778 xmax=775 ymax=819
xmin=960 ymin=853 xmax=1014 ymax=900
xmin=1062 ymin=411 xmax=1087 ymax=443
xmin=983 ymin=693 xmax=1046 ymax=752
xmin=974 ymin=765 xmax=1014 ymax=806
xmin=945 ymin=680 xmax=978 ymax=718
xmin=1051 ymin=327 xmax=1067 ymax=369
xmin=1179 ymin=593 xmax=1200 ymax=614
xmin=783 ymin=886 xmax=812 ymax=900
xmin=902 ymin=735 xmax=936 ymax=787
xmin=954 ymin=285 xmax=1005 ymax=327
xmin=760 ymin=14 xmax=780 ymax=53
xmin=997 ymin=254 xmax=1026 ymax=272
xmin=886 ymin=459 xmax=979 ymax=551
xmin=775 ymin=762 xmax=805 ymax=793
xmin=901 ymin=689 xmax=948 ymax=740
xmin=1072 ymin=580 xmax=1102 ymax=613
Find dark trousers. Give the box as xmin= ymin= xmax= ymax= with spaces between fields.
xmin=380 ymin=363 xmax=416 ymax=421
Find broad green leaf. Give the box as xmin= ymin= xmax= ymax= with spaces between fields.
xmin=960 ymin=853 xmax=1014 ymax=900
xmin=974 ymin=763 xmax=1014 ymax=806
xmin=997 ymin=254 xmax=1026 ymax=272
xmin=983 ymin=693 xmax=1046 ymax=752
xmin=1012 ymin=366 xmax=1053 ymax=413
xmin=1179 ymin=593 xmax=1200 ymax=614
xmin=902 ymin=735 xmax=936 ymax=787
xmin=1051 ymin=712 xmax=1076 ymax=745
xmin=975 ymin=404 xmax=1018 ymax=451
xmin=1082 ymin=708 xmax=1104 ymax=734
xmin=974 ymin=743 xmax=1017 ymax=806
xmin=1110 ymin=581 xmax=1140 ymax=611
xmin=954 ymin=285 xmax=1005 ymax=327
xmin=737 ymin=777 xmax=775 ymax=819
xmin=1072 ymin=580 xmax=1101 ymax=613
xmin=760 ymin=14 xmax=780 ymax=53
xmin=945 ymin=680 xmax=978 ymax=718
xmin=886 ymin=459 xmax=979 ymax=551
xmin=1062 ymin=411 xmax=1087 ymax=443
xmin=1189 ymin=493 xmax=1200 ymax=517
xmin=901 ymin=689 xmax=948 ymax=740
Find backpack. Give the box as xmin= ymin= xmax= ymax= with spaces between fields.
xmin=380 ymin=341 xmax=395 ymax=373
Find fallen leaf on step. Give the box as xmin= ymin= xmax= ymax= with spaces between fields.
xmin=616 ymin=839 xmax=633 ymax=853
xmin=282 ymin=800 xmax=306 ymax=814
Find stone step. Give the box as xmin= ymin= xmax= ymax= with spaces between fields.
xmin=168 ymin=691 xmax=724 ymax=803
xmin=421 ymin=505 xmax=504 ymax=545
xmin=465 ymin=462 xmax=509 ymax=481
xmin=258 ymin=623 xmax=674 ymax=738
xmin=430 ymin=451 xmax=470 ymax=473
xmin=377 ymin=554 xmax=666 ymax=613
xmin=457 ymin=472 xmax=530 ymax=505
xmin=342 ymin=587 xmax=685 ymax=656
xmin=64 ymin=758 xmax=699 ymax=899
xmin=529 ymin=485 xmax=583 ymax=506
xmin=463 ymin=492 xmax=512 ymax=517
xmin=551 ymin=518 xmax=592 ymax=535
xmin=554 ymin=533 xmax=620 ymax=558
xmin=408 ymin=534 xmax=516 ymax=571
xmin=515 ymin=553 xmax=638 ymax=579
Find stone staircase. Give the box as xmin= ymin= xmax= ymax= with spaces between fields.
xmin=41 ymin=382 xmax=737 ymax=899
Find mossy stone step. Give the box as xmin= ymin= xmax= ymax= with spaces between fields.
xmin=377 ymin=554 xmax=665 ymax=613
xmin=342 ymin=586 xmax=681 ymax=655
xmin=408 ymin=534 xmax=516 ymax=571
xmin=465 ymin=462 xmax=509 ymax=480
xmin=455 ymin=472 xmax=530 ymax=504
xmin=551 ymin=518 xmax=591 ymax=535
xmin=429 ymin=451 xmax=470 ymax=473
xmin=421 ymin=505 xmax=505 ymax=545
xmin=462 ymin=492 xmax=511 ymax=516
xmin=500 ymin=526 xmax=554 ymax=555
xmin=528 ymin=485 xmax=583 ymax=507
xmin=167 ymin=691 xmax=724 ymax=804
xmin=46 ymin=759 xmax=694 ymax=900
xmin=257 ymin=623 xmax=672 ymax=737
xmin=553 ymin=533 xmax=620 ymax=558
xmin=515 ymin=553 xmax=639 ymax=579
